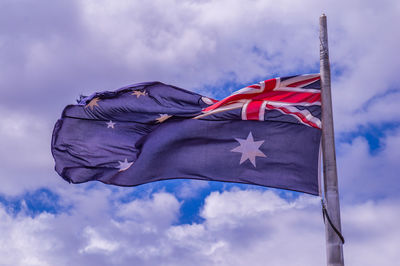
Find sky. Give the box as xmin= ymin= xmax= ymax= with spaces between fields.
xmin=0 ymin=0 xmax=399 ymax=265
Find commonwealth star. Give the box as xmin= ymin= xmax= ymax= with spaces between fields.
xmin=231 ymin=132 xmax=266 ymax=167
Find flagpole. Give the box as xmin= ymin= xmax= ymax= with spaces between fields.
xmin=319 ymin=14 xmax=345 ymax=266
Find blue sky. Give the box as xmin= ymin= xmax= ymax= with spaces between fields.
xmin=1 ymin=0 xmax=400 ymax=265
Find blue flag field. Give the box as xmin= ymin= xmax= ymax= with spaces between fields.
xmin=51 ymin=75 xmax=322 ymax=195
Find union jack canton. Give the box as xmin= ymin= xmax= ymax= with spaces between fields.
xmin=195 ymin=74 xmax=321 ymax=129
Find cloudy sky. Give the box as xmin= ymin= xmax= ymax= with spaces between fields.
xmin=1 ymin=0 xmax=399 ymax=265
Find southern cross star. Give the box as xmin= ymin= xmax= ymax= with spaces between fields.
xmin=156 ymin=114 xmax=172 ymax=123
xmin=117 ymin=158 xmax=133 ymax=172
xmin=106 ymin=120 xmax=115 ymax=129
xmin=85 ymin=97 xmax=100 ymax=110
xmin=231 ymin=132 xmax=266 ymax=167
xmin=201 ymin=96 xmax=215 ymax=105
xmin=131 ymin=90 xmax=147 ymax=98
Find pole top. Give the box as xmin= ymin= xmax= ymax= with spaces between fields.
xmin=321 ymin=13 xmax=326 ymax=18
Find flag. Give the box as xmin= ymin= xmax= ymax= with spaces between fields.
xmin=51 ymin=74 xmax=322 ymax=195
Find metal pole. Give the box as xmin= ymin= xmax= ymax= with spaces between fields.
xmin=319 ymin=14 xmax=345 ymax=266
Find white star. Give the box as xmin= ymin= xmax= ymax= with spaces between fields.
xmin=85 ymin=97 xmax=100 ymax=110
xmin=131 ymin=90 xmax=147 ymax=98
xmin=155 ymin=114 xmax=172 ymax=123
xmin=117 ymin=158 xmax=133 ymax=172
xmin=231 ymin=132 xmax=266 ymax=167
xmin=106 ymin=120 xmax=115 ymax=129
xmin=201 ymin=96 xmax=215 ymax=105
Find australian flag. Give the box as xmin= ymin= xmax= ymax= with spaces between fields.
xmin=51 ymin=74 xmax=322 ymax=195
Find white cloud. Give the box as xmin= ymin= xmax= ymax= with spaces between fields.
xmin=80 ymin=226 xmax=120 ymax=254
xmin=176 ymin=180 xmax=209 ymax=199
xmin=342 ymin=200 xmax=400 ymax=265
xmin=77 ymin=0 xmax=323 ymax=91
xmin=0 ymin=106 xmax=58 ymax=195
xmin=337 ymin=126 xmax=400 ymax=201
xmin=326 ymin=0 xmax=400 ymax=132
xmin=116 ymin=192 xmax=180 ymax=229
xmin=0 ymin=189 xmax=399 ymax=266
